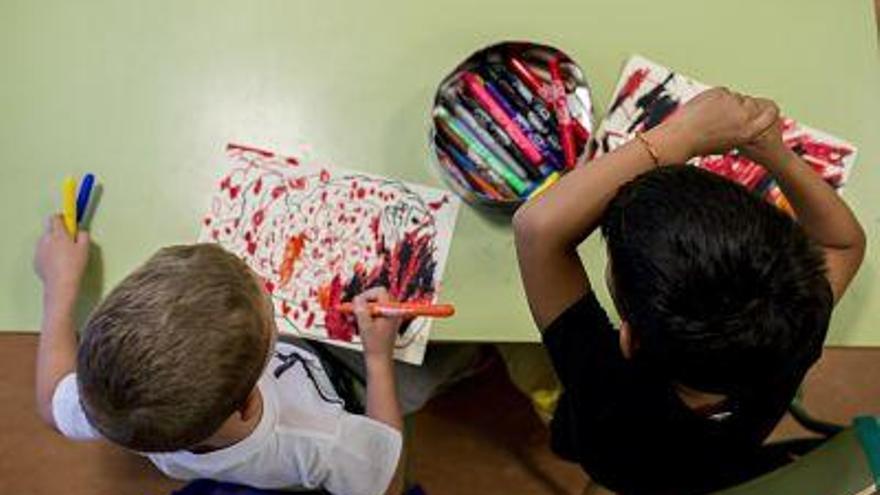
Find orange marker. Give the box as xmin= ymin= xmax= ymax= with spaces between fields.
xmin=334 ymin=301 xmax=455 ymax=319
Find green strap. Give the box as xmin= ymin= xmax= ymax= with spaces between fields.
xmin=854 ymin=416 xmax=880 ymax=485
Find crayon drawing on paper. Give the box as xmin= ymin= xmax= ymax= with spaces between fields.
xmin=592 ymin=55 xmax=857 ymax=211
xmin=199 ymin=144 xmax=461 ymax=365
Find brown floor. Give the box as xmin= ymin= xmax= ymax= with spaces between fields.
xmin=1 ymin=333 xmax=879 ymax=495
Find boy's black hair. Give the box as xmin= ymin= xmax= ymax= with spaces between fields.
xmin=601 ymin=166 xmax=832 ymax=395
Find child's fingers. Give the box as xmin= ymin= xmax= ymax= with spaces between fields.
xmin=754 ymin=98 xmax=780 ymax=120
xmin=749 ymin=100 xmax=780 ymax=139
xmin=46 ymin=214 xmax=64 ymax=233
xmin=358 ymin=286 xmax=391 ymax=303
xmin=353 ymin=295 xmax=372 ymax=330
xmin=75 ymin=230 xmax=90 ymax=246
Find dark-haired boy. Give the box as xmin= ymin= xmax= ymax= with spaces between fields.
xmin=513 ymin=88 xmax=865 ymax=494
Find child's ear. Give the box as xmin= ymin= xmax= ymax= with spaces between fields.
xmin=619 ymin=321 xmax=638 ymax=360
xmin=239 ymin=388 xmax=262 ymax=421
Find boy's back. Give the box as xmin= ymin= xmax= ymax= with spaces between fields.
xmin=514 ymin=89 xmax=865 ymax=494
xmin=543 ymin=288 xmax=808 ymax=493
xmin=53 ymin=340 xmax=400 ymax=493
xmin=33 ymin=243 xmax=408 ymax=495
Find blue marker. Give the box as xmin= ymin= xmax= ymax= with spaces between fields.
xmin=75 ymin=173 xmax=95 ymax=224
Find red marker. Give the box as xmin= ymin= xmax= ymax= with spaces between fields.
xmin=506 ymin=55 xmax=591 ymax=145
xmin=549 ymin=57 xmax=576 ymax=169
xmin=461 ymin=72 xmax=544 ymax=166
xmin=334 ymin=301 xmax=456 ymax=319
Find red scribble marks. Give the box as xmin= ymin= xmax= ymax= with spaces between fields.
xmin=252 ymin=209 xmax=265 ymax=227
xmin=278 ymin=233 xmax=307 ymax=287
xmin=321 ymin=231 xmax=437 ymax=342
xmin=289 ymin=177 xmax=306 ymax=190
xmin=226 ymin=143 xmax=275 ymax=157
xmin=320 ymin=169 xmax=330 ymax=183
xmin=264 ymin=280 xmax=275 ymax=294
xmin=219 ymin=176 xmax=240 ymax=199
xmin=321 ymin=191 xmax=328 ymax=202
xmin=253 ymin=178 xmax=263 ymax=194
xmin=610 ymin=67 xmax=650 ymax=114
xmin=322 ymin=276 xmax=357 ymax=341
xmin=285 ymin=156 xmax=299 ymax=166
xmin=306 ymin=312 xmax=315 ymax=328
xmin=271 ymin=185 xmax=286 ymax=199
xmin=785 ymin=135 xmax=853 ymax=187
xmin=369 ymin=216 xmax=381 ymax=243
xmin=357 ymin=188 xmax=366 ymax=199
xmin=697 ymin=154 xmax=768 ymax=190
xmin=281 ymin=300 xmax=292 ymax=315
xmin=427 ymin=195 xmax=450 ymax=211
xmin=787 ymin=135 xmax=852 ymax=164
xmin=203 ymin=217 xmax=211 ymax=226
xmin=211 ymin=229 xmax=219 ymax=240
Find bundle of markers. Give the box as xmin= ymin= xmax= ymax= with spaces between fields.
xmin=60 ymin=173 xmax=97 ymax=238
xmin=431 ymin=44 xmax=594 ymax=207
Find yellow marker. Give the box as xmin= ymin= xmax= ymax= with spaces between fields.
xmin=61 ymin=176 xmax=77 ymax=238
xmin=527 ymin=171 xmax=561 ymax=201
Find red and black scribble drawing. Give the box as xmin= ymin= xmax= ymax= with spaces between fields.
xmin=591 ymin=55 xmax=857 ymax=212
xmin=199 ymin=144 xmax=460 ymax=364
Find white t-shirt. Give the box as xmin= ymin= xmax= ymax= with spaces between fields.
xmin=51 ymin=342 xmax=401 ymax=495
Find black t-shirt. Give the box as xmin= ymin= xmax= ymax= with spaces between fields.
xmin=544 ymin=293 xmax=804 ymax=495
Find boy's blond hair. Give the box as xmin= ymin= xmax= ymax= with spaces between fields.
xmin=77 ymin=244 xmax=272 ymax=452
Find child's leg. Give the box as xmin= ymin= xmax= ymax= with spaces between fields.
xmin=321 ymin=343 xmax=482 ymax=415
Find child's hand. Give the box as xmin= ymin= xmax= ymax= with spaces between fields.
xmin=740 ymin=116 xmax=788 ymax=169
xmin=34 ymin=215 xmax=90 ymax=308
xmin=353 ymin=287 xmax=402 ymax=363
xmin=657 ymin=88 xmax=779 ymax=162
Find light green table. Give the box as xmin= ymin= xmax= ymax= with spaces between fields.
xmin=2 ymin=0 xmax=878 ymax=345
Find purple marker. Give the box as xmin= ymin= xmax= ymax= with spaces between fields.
xmin=481 ymin=64 xmax=567 ymax=162
xmin=484 ymin=80 xmax=562 ymax=172
xmin=458 ymin=92 xmax=541 ymax=179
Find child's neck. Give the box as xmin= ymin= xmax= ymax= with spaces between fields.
xmin=189 ymin=388 xmax=264 ymax=453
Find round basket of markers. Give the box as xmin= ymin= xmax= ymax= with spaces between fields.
xmin=430 ymin=41 xmax=595 ymax=212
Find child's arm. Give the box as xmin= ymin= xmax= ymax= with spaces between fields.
xmin=33 ymin=215 xmax=90 ymax=428
xmin=353 ymin=287 xmax=404 ymax=494
xmin=742 ymin=127 xmax=866 ymax=303
xmin=513 ymin=88 xmax=779 ymax=329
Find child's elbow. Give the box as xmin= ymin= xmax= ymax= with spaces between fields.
xmin=844 ymin=218 xmax=867 ymax=269
xmin=854 ymin=221 xmax=867 ymax=252
xmin=512 ymin=203 xmax=544 ymax=244
xmin=35 ymin=391 xmax=58 ymax=430
xmin=852 ymin=224 xmax=867 ymax=268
